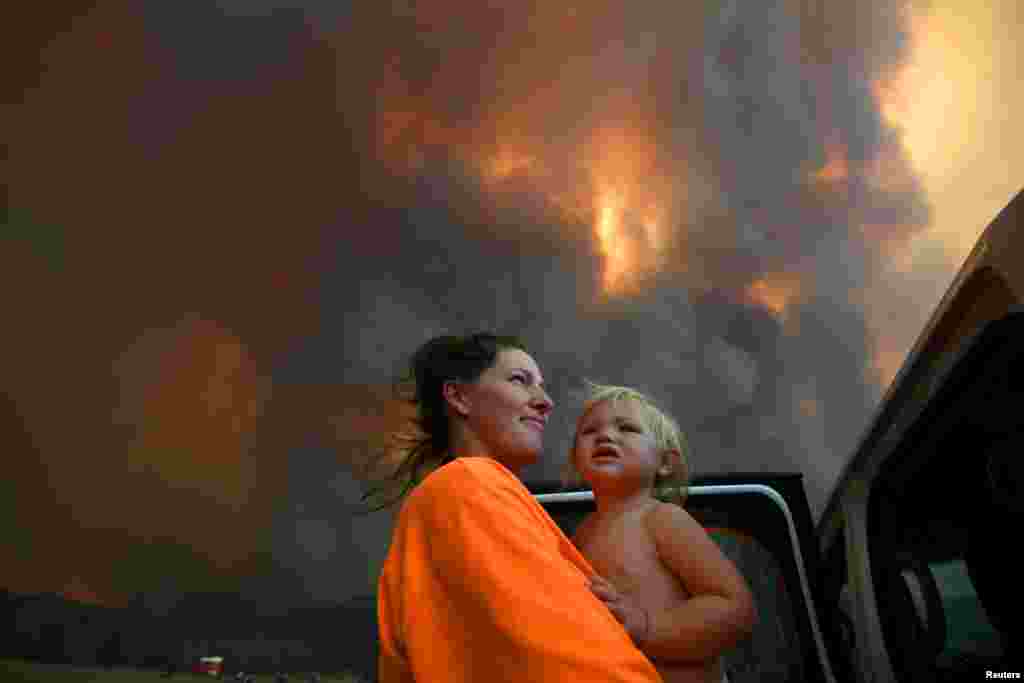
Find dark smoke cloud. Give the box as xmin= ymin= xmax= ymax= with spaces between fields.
xmin=319 ymin=0 xmax=928 ymax=501
xmin=6 ymin=0 xmax=936 ymax=604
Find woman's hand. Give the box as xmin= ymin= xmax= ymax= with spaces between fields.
xmin=588 ymin=575 xmax=650 ymax=646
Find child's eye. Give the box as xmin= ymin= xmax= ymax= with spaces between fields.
xmin=622 ymin=423 xmax=641 ymax=432
xmin=580 ymin=427 xmax=596 ymax=435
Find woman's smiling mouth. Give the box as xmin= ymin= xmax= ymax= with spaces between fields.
xmin=522 ymin=417 xmax=546 ymax=432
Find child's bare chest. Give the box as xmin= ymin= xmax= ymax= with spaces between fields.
xmin=576 ymin=512 xmax=689 ymax=603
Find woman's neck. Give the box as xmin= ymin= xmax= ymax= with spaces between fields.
xmin=447 ymin=432 xmax=521 ymax=475
xmin=448 ymin=427 xmax=490 ymax=460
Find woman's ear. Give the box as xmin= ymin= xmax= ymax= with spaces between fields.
xmin=443 ymin=380 xmax=471 ymax=418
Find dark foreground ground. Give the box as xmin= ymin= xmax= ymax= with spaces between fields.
xmin=0 ymin=660 xmax=370 ymax=683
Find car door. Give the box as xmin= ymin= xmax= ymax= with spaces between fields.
xmin=816 ymin=311 xmax=1024 ymax=683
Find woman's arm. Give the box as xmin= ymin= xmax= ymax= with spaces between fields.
xmin=638 ymin=502 xmax=756 ymax=663
xmin=381 ymin=459 xmax=663 ymax=683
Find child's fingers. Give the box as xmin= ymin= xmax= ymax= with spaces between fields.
xmin=589 ymin=586 xmax=622 ymax=610
xmin=588 ymin=580 xmax=616 ymax=599
xmin=588 ymin=575 xmax=618 ymax=594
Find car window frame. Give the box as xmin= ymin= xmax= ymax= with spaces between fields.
xmin=536 ymin=483 xmax=838 ymax=683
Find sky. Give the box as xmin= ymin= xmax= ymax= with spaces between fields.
xmin=4 ymin=0 xmax=1023 ymax=609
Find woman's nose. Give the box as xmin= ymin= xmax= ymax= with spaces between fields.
xmin=531 ymin=388 xmax=553 ymax=414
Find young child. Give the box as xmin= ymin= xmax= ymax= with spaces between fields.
xmin=568 ymin=382 xmax=756 ymax=683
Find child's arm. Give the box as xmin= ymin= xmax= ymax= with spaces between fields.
xmin=639 ymin=502 xmax=756 ymax=663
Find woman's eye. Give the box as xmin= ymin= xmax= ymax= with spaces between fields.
xmin=510 ymin=375 xmax=526 ymax=384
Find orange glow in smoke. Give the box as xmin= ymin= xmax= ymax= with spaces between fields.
xmin=590 ymin=187 xmax=666 ymax=297
xmin=799 ymin=398 xmax=819 ymax=419
xmin=863 ymin=6 xmax=968 ymax=392
xmin=870 ymin=347 xmax=907 ymax=391
xmin=583 ymin=124 xmax=670 ymax=297
xmin=472 ymin=119 xmax=672 ymax=298
xmin=815 ymin=135 xmax=849 ymax=183
xmin=119 ymin=318 xmax=269 ymax=514
xmin=374 ymin=28 xmax=678 ymax=302
xmin=871 ymin=10 xmax=960 ymax=181
xmin=482 ymin=145 xmax=540 ymax=183
xmin=744 ymin=273 xmax=803 ymax=321
xmin=374 ymin=58 xmax=463 ymax=172
xmin=594 ymin=189 xmax=632 ymax=295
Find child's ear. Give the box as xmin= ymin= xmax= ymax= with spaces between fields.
xmin=658 ymin=448 xmax=681 ymax=477
xmin=443 ymin=381 xmax=471 ymax=417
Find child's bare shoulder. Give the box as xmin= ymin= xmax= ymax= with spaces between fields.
xmin=643 ymin=501 xmax=705 ymax=543
xmin=644 ymin=501 xmax=750 ymax=601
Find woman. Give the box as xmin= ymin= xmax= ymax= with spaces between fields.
xmin=374 ymin=332 xmax=665 ymax=682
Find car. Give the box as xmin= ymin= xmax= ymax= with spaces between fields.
xmin=537 ymin=187 xmax=1024 ymax=683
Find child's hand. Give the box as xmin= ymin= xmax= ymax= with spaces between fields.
xmin=588 ymin=575 xmax=650 ymax=646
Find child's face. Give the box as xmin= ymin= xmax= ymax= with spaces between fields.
xmin=573 ymin=399 xmax=665 ymax=491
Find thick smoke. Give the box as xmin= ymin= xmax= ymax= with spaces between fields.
xmin=321 ymin=0 xmax=929 ymax=504
xmin=6 ymin=0 xmax=940 ymax=606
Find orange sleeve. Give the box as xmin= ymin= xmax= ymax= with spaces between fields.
xmin=378 ymin=459 xmax=663 ymax=683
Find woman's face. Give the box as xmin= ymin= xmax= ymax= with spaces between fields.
xmin=449 ymin=348 xmax=554 ymax=472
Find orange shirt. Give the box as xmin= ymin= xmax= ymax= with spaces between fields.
xmin=377 ymin=456 xmax=664 ymax=683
